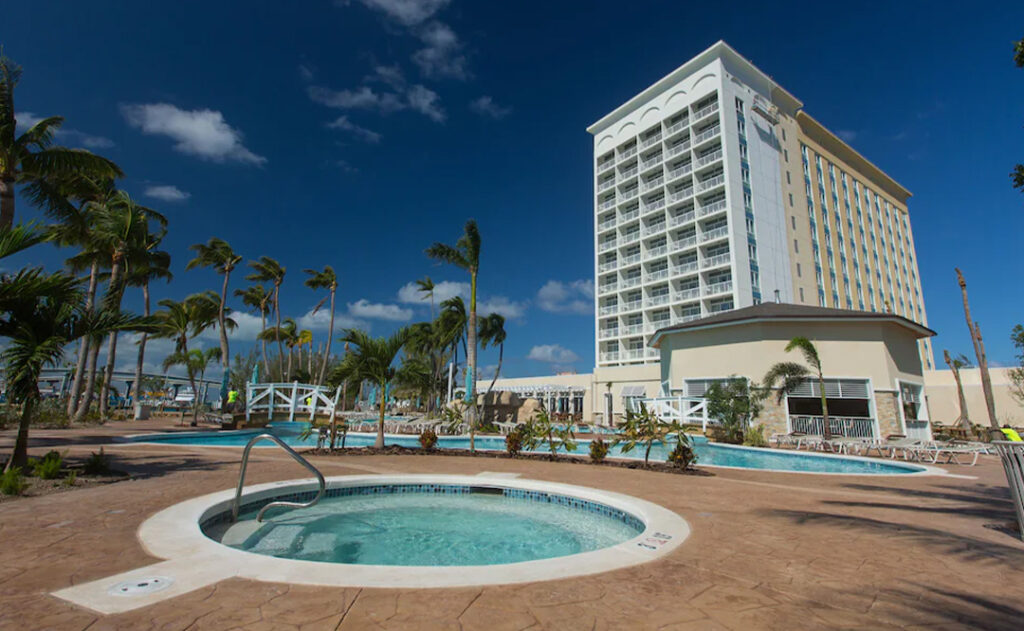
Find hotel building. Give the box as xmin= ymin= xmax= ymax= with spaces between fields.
xmin=588 ymin=41 xmax=933 ymax=371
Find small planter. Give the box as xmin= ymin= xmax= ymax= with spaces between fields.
xmin=133 ymin=403 xmax=151 ymax=420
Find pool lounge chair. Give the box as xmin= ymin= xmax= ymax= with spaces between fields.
xmin=883 ymin=437 xmax=923 ymax=460
xmin=771 ymin=431 xmax=806 ymax=449
xmin=795 ymin=434 xmax=824 ymax=450
xmin=916 ymin=441 xmax=986 ymax=466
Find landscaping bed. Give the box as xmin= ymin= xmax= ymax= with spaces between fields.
xmin=0 ymin=469 xmax=130 ymax=503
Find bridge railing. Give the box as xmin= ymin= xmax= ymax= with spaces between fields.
xmin=245 ymin=382 xmax=342 ymax=423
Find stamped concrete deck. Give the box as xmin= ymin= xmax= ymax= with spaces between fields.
xmin=2 ymin=418 xmax=1023 ymax=630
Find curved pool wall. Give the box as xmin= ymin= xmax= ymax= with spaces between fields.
xmin=137 ymin=474 xmax=691 ymax=588
xmin=125 ymin=422 xmax=929 ymax=475
xmin=203 ymin=481 xmax=646 ymax=566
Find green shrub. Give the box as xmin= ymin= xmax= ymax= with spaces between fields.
xmin=30 ymin=450 xmax=64 ymax=479
xmin=419 ymin=428 xmax=438 ymax=450
xmin=522 ymin=409 xmax=577 ymax=460
xmin=505 ymin=426 xmax=525 ymax=456
xmin=589 ymin=437 xmax=609 ymax=463
xmin=1 ymin=467 xmax=27 ymax=495
xmin=668 ymin=438 xmax=698 ymax=470
xmin=83 ymin=448 xmax=112 ymax=475
xmin=742 ymin=424 xmax=769 ymax=448
xmin=63 ymin=470 xmax=78 ymax=487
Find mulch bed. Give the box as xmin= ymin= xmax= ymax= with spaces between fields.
xmin=301 ymin=444 xmax=713 ymax=476
xmin=0 ymin=469 xmax=131 ymax=503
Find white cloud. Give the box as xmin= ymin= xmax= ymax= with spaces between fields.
xmin=120 ymin=103 xmax=266 ymax=165
xmin=144 ymin=184 xmax=190 ymax=202
xmin=308 ymin=84 xmax=444 ymax=122
xmin=397 ymin=279 xmax=468 ymax=304
xmin=194 ymin=311 xmax=265 ymax=342
xmin=296 ymin=307 xmax=366 ymax=331
xmin=412 ymin=21 xmax=467 ymax=80
xmin=528 ymin=344 xmax=580 ymax=364
xmin=405 ymin=85 xmax=445 ymax=122
xmin=469 ymin=96 xmax=511 ymax=119
xmin=367 ymin=64 xmax=405 ymax=89
xmin=478 ymin=296 xmax=527 ymax=320
xmin=536 ymin=279 xmax=593 ymax=315
xmin=837 ymin=129 xmax=858 ymax=142
xmin=348 ymin=299 xmax=413 ymax=321
xmin=326 ymin=115 xmax=382 ymax=143
xmin=16 ymin=111 xmax=114 ymax=149
xmin=354 ymin=0 xmax=450 ymax=26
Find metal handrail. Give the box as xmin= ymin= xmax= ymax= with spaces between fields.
xmin=231 ymin=433 xmax=326 ymax=522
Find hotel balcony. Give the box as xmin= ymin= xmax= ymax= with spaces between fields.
xmin=700 ymin=226 xmax=729 ymax=243
xmin=598 ymin=178 xmax=616 ymax=192
xmin=675 ymin=287 xmax=701 ymax=301
xmin=618 ymin=166 xmax=638 ymax=182
xmin=641 ymin=176 xmax=664 ymax=193
xmin=597 ymin=157 xmax=616 ymax=173
xmin=703 ymin=280 xmax=733 ymax=296
xmin=641 ymin=222 xmax=666 ymax=236
xmin=648 ymin=319 xmax=671 ymax=332
xmin=620 ymin=207 xmax=640 ymax=222
xmin=620 ymin=299 xmax=643 ymax=313
xmin=701 ymin=252 xmax=731 ymax=269
xmin=600 ymin=351 xmax=620 ymax=362
xmin=619 ymin=349 xmax=648 ymax=361
xmin=646 ymin=294 xmax=671 ymax=308
xmin=708 ymin=300 xmax=735 ymax=313
xmin=696 ymin=173 xmax=725 ymax=193
xmin=598 ymin=281 xmax=618 ymax=294
xmin=644 ymin=244 xmax=668 ymax=260
xmin=666 ymin=141 xmax=691 ymax=158
xmin=620 ymin=230 xmax=641 ymax=245
xmin=640 ymin=133 xmax=663 ymax=149
xmin=599 ymin=328 xmax=619 ymax=340
xmin=692 ymin=100 xmax=720 ymax=122
xmin=599 ymin=239 xmax=617 ymax=252
xmin=598 ymin=197 xmax=617 ymax=212
xmin=646 ymin=268 xmax=670 ymax=282
xmin=621 ymin=323 xmax=644 ymax=336
xmin=672 ymin=261 xmax=699 ymax=276
xmin=620 ymin=276 xmax=642 ymax=289
xmin=698 ymin=199 xmax=727 ymax=217
xmin=672 ymin=236 xmax=698 ymax=252
xmin=640 ymin=154 xmax=663 ymax=173
xmin=620 ymin=252 xmax=641 ymax=266
xmin=642 ymin=197 xmax=666 ymax=213
xmin=668 ymin=187 xmax=694 ymax=204
xmin=664 ymin=119 xmax=688 ymax=137
xmin=693 ymin=124 xmax=721 ymax=146
xmin=695 ymin=148 xmax=723 ymax=169
xmin=618 ymin=189 xmax=639 ymax=204
xmin=674 ymin=313 xmax=702 ymax=324
xmin=618 ymin=146 xmax=637 ymax=161
xmin=598 ymin=259 xmax=618 ymax=273
xmin=669 ymin=210 xmax=695 ymax=227
xmin=598 ymin=304 xmax=618 ymax=316
xmin=598 ymin=217 xmax=616 ymax=232
xmin=666 ymin=163 xmax=692 ymax=182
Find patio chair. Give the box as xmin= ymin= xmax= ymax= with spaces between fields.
xmin=916 ymin=441 xmax=986 ymax=466
xmin=883 ymin=437 xmax=923 ymax=460
xmin=795 ymin=434 xmax=824 ymax=450
xmin=771 ymin=431 xmax=806 ymax=449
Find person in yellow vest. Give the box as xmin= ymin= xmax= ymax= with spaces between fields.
xmin=1001 ymin=425 xmax=1023 ymax=442
xmin=227 ymin=389 xmax=239 ymax=413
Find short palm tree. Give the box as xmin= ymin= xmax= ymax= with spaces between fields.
xmin=334 ymin=328 xmax=410 ymax=448
xmin=478 ymin=312 xmax=506 ymax=398
xmin=187 ymin=237 xmax=242 ymax=407
xmin=426 ymin=220 xmax=481 ymax=448
xmin=303 ymin=266 xmax=338 ymax=384
xmin=0 ymin=55 xmax=122 ymax=229
xmin=163 ymin=347 xmax=222 ymax=412
xmin=246 ymin=257 xmax=286 ymax=377
xmin=235 ymin=284 xmax=273 ymax=376
xmin=943 ymin=350 xmax=972 ymax=431
xmin=763 ymin=336 xmax=831 ymax=439
xmin=258 ymin=317 xmax=298 ymax=379
xmin=416 ymin=276 xmax=435 ymax=320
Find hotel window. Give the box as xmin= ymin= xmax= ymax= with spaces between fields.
xmin=786 ymin=171 xmax=791 ymax=184
xmin=799 ymin=287 xmax=805 ymax=302
xmin=784 ymin=149 xmax=789 ymax=162
xmin=782 ymin=129 xmax=787 ymax=141
xmin=796 ymin=263 xmax=802 ymax=277
xmin=793 ymin=239 xmax=799 ymax=253
xmin=789 ymin=193 xmax=794 ymax=207
xmin=791 ymin=216 xmax=797 ymax=230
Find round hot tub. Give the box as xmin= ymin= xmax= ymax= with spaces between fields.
xmin=138 ymin=475 xmax=690 ymax=588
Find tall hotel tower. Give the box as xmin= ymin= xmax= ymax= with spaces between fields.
xmin=588 ymin=41 xmax=932 ymax=370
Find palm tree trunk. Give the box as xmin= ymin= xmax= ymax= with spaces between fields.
xmin=218 ymin=270 xmax=231 ymax=409
xmin=274 ymin=283 xmax=284 ymax=379
xmin=0 ymin=176 xmax=15 ymax=231
xmin=487 ymin=343 xmax=504 ymax=397
xmin=319 ymin=288 xmax=336 ymax=384
xmin=955 ymin=269 xmax=999 ymax=433
xmin=75 ymin=334 xmax=103 ymax=421
xmin=99 ymin=259 xmax=124 ymax=417
xmin=67 ymin=261 xmax=100 ymax=417
xmin=944 ymin=350 xmax=970 ymax=431
xmin=467 ymin=270 xmax=478 ymax=452
xmin=133 ymin=282 xmax=151 ymax=416
xmin=376 ymin=385 xmax=387 ymax=449
xmin=5 ymin=397 xmax=35 ymax=471
xmin=286 ymin=346 xmax=294 ymax=379
xmin=260 ymin=308 xmax=269 ymax=377
xmin=818 ymin=369 xmax=831 ymax=440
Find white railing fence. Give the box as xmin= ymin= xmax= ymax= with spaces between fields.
xmin=246 ymin=381 xmax=342 ymax=423
xmin=639 ymin=397 xmax=710 ymax=430
xmin=789 ymin=415 xmax=876 ymax=438
xmin=994 ymin=441 xmax=1024 ymax=541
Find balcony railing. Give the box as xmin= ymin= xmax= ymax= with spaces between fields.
xmin=674 ymin=313 xmax=702 ymax=324
xmin=599 ymin=328 xmax=619 ymax=340
xmin=665 ymin=119 xmax=688 ymax=136
xmin=646 ymin=268 xmax=669 ymax=282
xmin=700 ymin=226 xmax=729 ymax=242
xmin=693 ymin=125 xmax=721 ymax=144
xmin=696 ymin=174 xmax=725 ymax=192
xmin=790 ymin=415 xmax=877 ymax=439
xmin=667 ymin=163 xmax=692 ymax=181
xmin=693 ymin=101 xmax=720 ymax=121
xmin=598 ymin=178 xmax=616 ymax=191
xmin=620 ymin=252 xmax=641 ymax=266
xmin=599 ymin=198 xmax=617 ymax=211
xmin=708 ymin=300 xmax=734 ymax=313
xmin=620 ymin=208 xmax=639 ymax=222
xmin=698 ymin=199 xmax=727 ymax=217
xmin=621 ymin=231 xmax=641 ymax=244
xmin=642 ymin=222 xmax=666 ymax=236
xmin=640 ymin=155 xmax=662 ymax=171
xmin=598 ymin=158 xmax=616 ymax=172
xmin=598 ymin=282 xmax=617 ymax=294
xmin=640 ymin=133 xmax=662 ymax=149
xmin=668 ymin=187 xmax=693 ymax=203
xmin=673 ymin=261 xmax=699 ymax=276
xmin=641 ymin=176 xmax=664 ymax=192
xmin=702 ymin=252 xmax=731 ymax=268
xmin=618 ymin=146 xmax=636 ymax=160
xmin=696 ymin=149 xmax=723 ymax=168
xmin=618 ymin=166 xmax=638 ymax=182
xmin=598 ymin=259 xmax=618 ymax=272
xmin=646 ymin=294 xmax=671 ymax=307
xmin=598 ymin=218 xmax=616 ymax=231
xmin=675 ymin=287 xmax=701 ymax=301
xmin=666 ymin=141 xmax=691 ymax=158
xmin=644 ymin=245 xmax=668 ymax=260
xmin=621 ymin=300 xmax=643 ymax=312
xmin=643 ymin=198 xmax=666 ymax=212
xmin=599 ymin=304 xmax=618 ymax=316
xmin=620 ymin=276 xmax=642 ymax=289
xmin=622 ymin=323 xmax=644 ymax=336
xmin=703 ymin=280 xmax=733 ymax=296
xmin=672 ymin=236 xmax=697 ymax=251
xmin=619 ymin=189 xmax=638 ymax=202
xmin=600 ymin=351 xmax=620 ymax=362
xmin=619 ymin=349 xmax=647 ymax=360
xmin=669 ymin=211 xmax=695 ymax=227
xmin=649 ymin=319 xmax=671 ymax=331
xmin=599 ymin=239 xmax=617 ymax=252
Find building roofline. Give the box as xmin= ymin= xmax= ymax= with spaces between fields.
xmin=586 ymin=40 xmax=803 ymax=135
xmin=797 ymin=112 xmax=912 ymax=202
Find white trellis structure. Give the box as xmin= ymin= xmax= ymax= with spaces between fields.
xmin=640 ymin=396 xmax=710 ymax=430
xmin=245 ymin=382 xmax=341 ymax=423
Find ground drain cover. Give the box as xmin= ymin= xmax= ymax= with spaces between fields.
xmin=108 ymin=576 xmax=174 ymax=597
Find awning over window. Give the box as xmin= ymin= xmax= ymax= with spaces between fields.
xmin=621 ymin=385 xmax=647 ymax=397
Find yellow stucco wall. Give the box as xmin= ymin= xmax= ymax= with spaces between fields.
xmin=924 ymin=367 xmax=1024 ymax=426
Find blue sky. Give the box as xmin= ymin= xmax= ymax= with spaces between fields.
xmin=2 ymin=1 xmax=1024 ymax=379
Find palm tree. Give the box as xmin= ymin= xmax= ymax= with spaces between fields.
xmin=943 ymin=350 xmax=972 ymax=432
xmin=154 ymin=292 xmax=226 ymax=425
xmin=163 ymin=347 xmax=222 ymax=416
xmin=303 ymin=266 xmax=338 ymax=384
xmin=187 ymin=238 xmax=242 ymax=408
xmin=763 ymin=336 xmax=831 ymax=439
xmin=0 ymin=55 xmax=122 ymax=229
xmin=235 ymin=284 xmax=273 ymax=377
xmin=124 ymin=244 xmax=172 ymax=409
xmin=426 ymin=220 xmax=481 ymax=448
xmin=416 ymin=276 xmax=435 ymax=320
xmin=478 ymin=313 xmax=507 ymax=398
xmin=334 ymin=328 xmax=410 ymax=448
xmin=246 ymin=257 xmax=286 ymax=378
xmin=258 ymin=317 xmax=298 ymax=379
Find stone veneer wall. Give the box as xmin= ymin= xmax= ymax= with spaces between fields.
xmin=873 ymin=391 xmax=904 ymax=437
xmin=758 ymin=394 xmax=790 ymax=437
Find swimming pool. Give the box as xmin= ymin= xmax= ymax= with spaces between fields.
xmin=125 ymin=422 xmax=927 ymax=475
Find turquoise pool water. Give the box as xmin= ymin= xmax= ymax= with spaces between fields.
xmin=128 ymin=422 xmax=924 ymax=474
xmin=206 ymin=484 xmax=643 ymax=565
